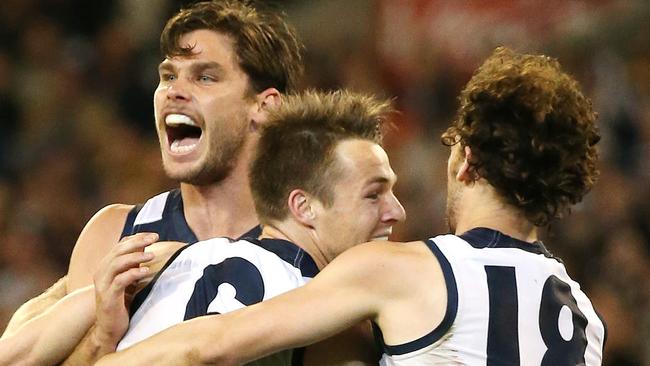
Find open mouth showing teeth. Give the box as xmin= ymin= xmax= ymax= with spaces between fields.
xmin=165 ymin=114 xmax=202 ymax=153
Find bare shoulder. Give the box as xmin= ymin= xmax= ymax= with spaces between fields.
xmin=359 ymin=240 xmax=449 ymax=346
xmin=338 ymin=240 xmax=437 ymax=270
xmin=67 ymin=204 xmax=135 ymax=291
xmin=326 ymin=240 xmax=441 ymax=291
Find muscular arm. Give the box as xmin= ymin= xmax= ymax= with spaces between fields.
xmin=0 ymin=286 xmax=95 ymax=366
xmin=1 ymin=204 xmax=132 ymax=339
xmin=0 ymin=204 xmax=136 ymax=366
xmin=1 ymin=276 xmax=68 ymax=338
xmin=62 ymin=234 xmax=170 ymax=366
xmin=67 ymin=204 xmax=134 ymax=292
xmin=96 ymin=242 xmax=396 ymax=366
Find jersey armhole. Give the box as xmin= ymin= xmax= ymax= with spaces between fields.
xmin=120 ymin=203 xmax=144 ymax=239
xmin=380 ymin=239 xmax=459 ymax=356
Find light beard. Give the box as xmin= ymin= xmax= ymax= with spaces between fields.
xmin=163 ymin=127 xmax=248 ymax=186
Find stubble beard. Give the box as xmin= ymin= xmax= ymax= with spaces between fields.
xmin=162 ymin=125 xmax=248 ymax=186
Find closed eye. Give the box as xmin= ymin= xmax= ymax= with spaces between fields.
xmin=365 ymin=193 xmax=379 ymax=200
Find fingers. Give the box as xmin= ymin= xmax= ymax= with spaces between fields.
xmin=94 ymin=233 xmax=158 ymax=293
xmin=106 ymin=251 xmax=154 ymax=277
xmin=115 ymin=233 xmax=159 ymax=256
xmin=102 ymin=267 xmax=150 ymax=301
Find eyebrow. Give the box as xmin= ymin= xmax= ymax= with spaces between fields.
xmin=158 ymin=61 xmax=174 ymax=73
xmin=158 ymin=61 xmax=224 ymax=74
xmin=365 ymin=174 xmax=397 ymax=186
xmin=189 ymin=61 xmax=223 ymax=74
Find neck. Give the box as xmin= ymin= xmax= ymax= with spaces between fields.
xmin=180 ymin=159 xmax=257 ymax=241
xmin=260 ymin=223 xmax=329 ymax=270
xmin=454 ymin=182 xmax=539 ymax=243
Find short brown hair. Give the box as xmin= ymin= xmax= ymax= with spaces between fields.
xmin=160 ymin=0 xmax=303 ymax=93
xmin=250 ymin=90 xmax=393 ymax=224
xmin=442 ymin=47 xmax=600 ymax=226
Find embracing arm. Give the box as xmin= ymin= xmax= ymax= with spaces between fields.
xmin=96 ymin=242 xmax=395 ymax=366
xmin=0 ymin=204 xmax=133 ymax=365
xmin=0 ymin=286 xmax=95 ymax=366
xmin=61 ymin=233 xmax=163 ymax=366
xmin=2 ymin=203 xmax=132 ymax=339
xmin=1 ymin=276 xmax=68 ymax=339
xmin=67 ymin=204 xmax=134 ymax=292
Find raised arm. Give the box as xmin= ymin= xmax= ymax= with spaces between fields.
xmin=96 ymin=242 xmax=398 ymax=366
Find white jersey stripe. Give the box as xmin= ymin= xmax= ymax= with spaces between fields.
xmin=133 ymin=191 xmax=169 ymax=226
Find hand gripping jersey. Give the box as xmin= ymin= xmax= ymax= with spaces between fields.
xmin=378 ymin=228 xmax=606 ymax=366
xmin=117 ymin=237 xmax=319 ymax=366
xmin=120 ymin=189 xmax=261 ymax=243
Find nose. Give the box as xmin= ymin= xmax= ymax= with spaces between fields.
xmin=383 ymin=192 xmax=406 ymax=224
xmin=166 ymin=79 xmax=191 ymax=101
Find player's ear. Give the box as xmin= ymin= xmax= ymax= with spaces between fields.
xmin=457 ymin=146 xmax=479 ymax=183
xmin=250 ymin=87 xmax=281 ymax=130
xmin=287 ymin=189 xmax=316 ymax=228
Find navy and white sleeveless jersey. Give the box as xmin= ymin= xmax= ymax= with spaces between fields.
xmin=120 ymin=189 xmax=261 ymax=243
xmin=378 ymin=227 xmax=606 ymax=366
xmin=117 ymin=237 xmax=318 ymax=365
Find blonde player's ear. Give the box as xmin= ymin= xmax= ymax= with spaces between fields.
xmin=250 ymin=87 xmax=281 ymax=130
xmin=287 ymin=189 xmax=316 ymax=228
xmin=457 ymin=146 xmax=479 ymax=183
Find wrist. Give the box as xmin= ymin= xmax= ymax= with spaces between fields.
xmin=90 ymin=325 xmax=120 ymax=357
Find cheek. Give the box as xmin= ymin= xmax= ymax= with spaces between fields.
xmin=355 ymin=209 xmax=380 ymax=233
xmin=153 ymin=89 xmax=165 ymax=115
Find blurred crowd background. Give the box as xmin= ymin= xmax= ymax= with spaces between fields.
xmin=0 ymin=0 xmax=648 ymax=364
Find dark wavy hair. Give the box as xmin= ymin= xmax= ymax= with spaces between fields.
xmin=160 ymin=0 xmax=303 ymax=93
xmin=250 ymin=90 xmax=393 ymax=224
xmin=442 ymin=47 xmax=600 ymax=226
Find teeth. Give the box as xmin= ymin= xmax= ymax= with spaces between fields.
xmin=165 ymin=114 xmax=196 ymax=126
xmin=170 ymin=140 xmax=198 ymax=153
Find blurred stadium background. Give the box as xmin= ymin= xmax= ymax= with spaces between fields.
xmin=0 ymin=0 xmax=647 ymax=364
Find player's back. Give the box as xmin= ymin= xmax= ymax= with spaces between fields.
xmin=118 ymin=236 xmax=318 ymax=365
xmin=379 ymin=227 xmax=606 ymax=366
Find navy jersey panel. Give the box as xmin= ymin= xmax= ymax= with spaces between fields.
xmin=120 ymin=189 xmax=199 ymax=243
xmin=120 ymin=189 xmax=262 ymax=244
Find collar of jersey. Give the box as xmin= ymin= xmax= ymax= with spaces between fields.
xmin=248 ymin=237 xmax=320 ymax=278
xmin=459 ymin=227 xmax=555 ymax=258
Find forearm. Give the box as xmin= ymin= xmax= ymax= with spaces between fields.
xmin=2 ymin=276 xmax=68 ymax=339
xmin=95 ymin=319 xmax=216 ymax=366
xmin=0 ymin=285 xmax=95 ymax=366
xmin=61 ymin=324 xmax=117 ymax=366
